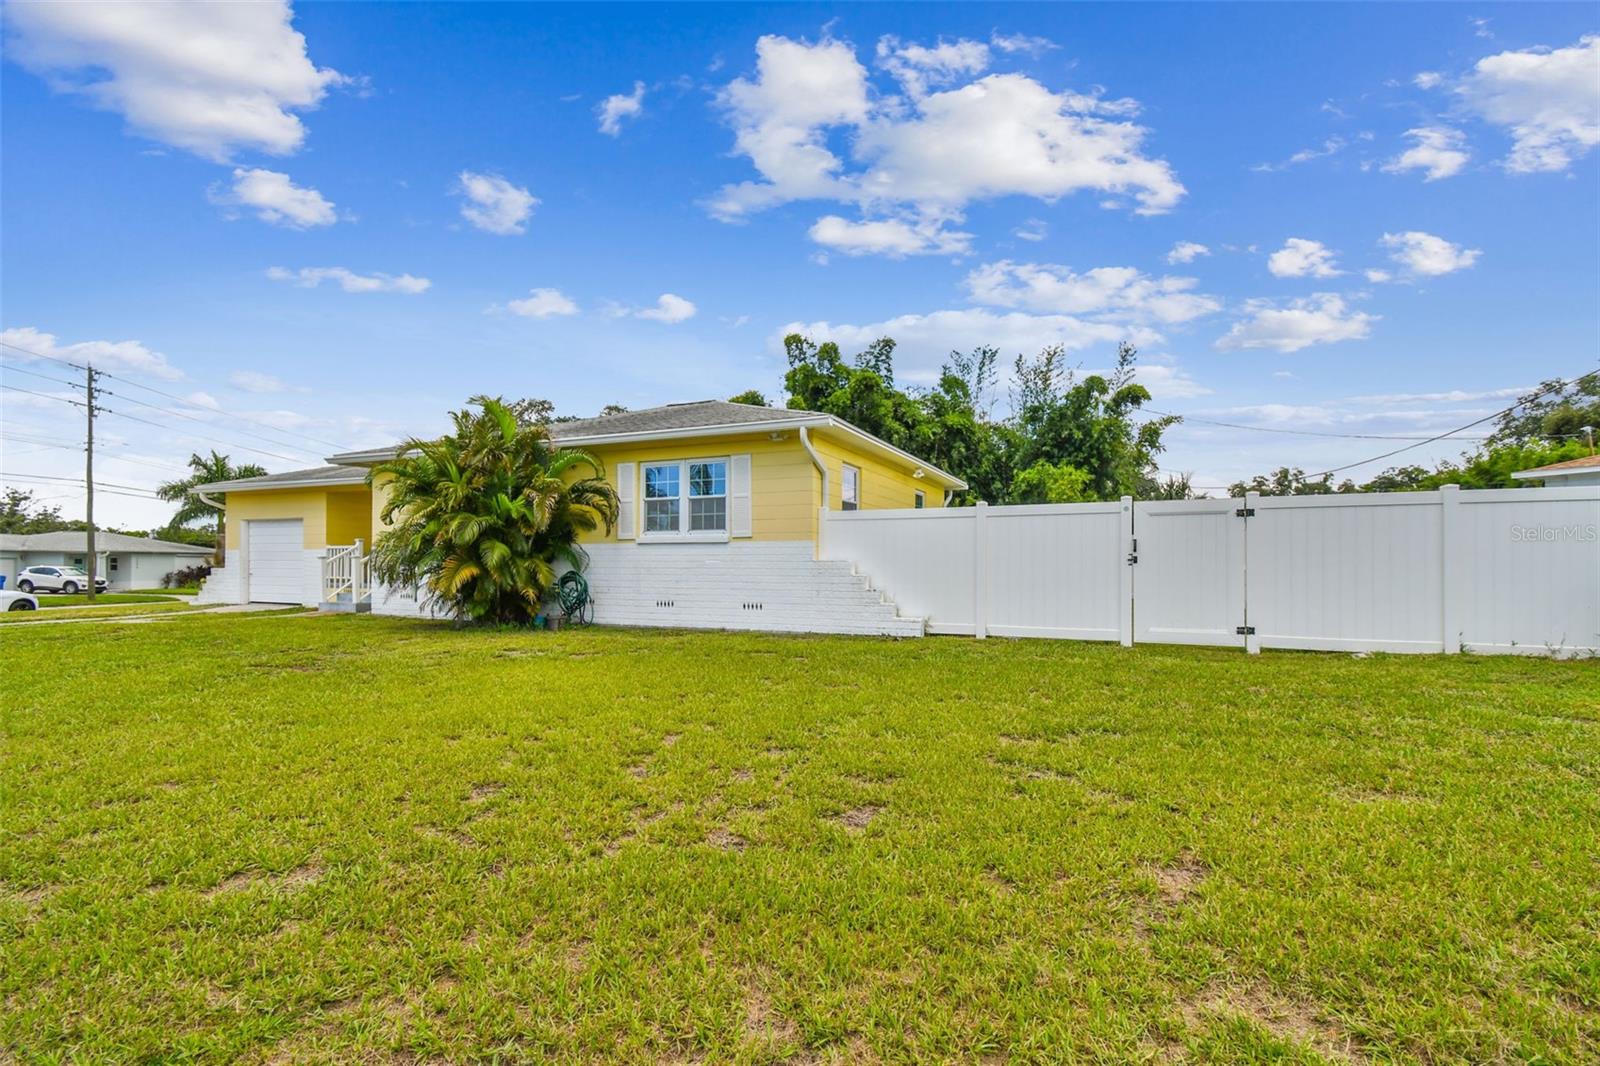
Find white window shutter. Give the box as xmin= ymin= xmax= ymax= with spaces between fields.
xmin=615 ymin=461 xmax=636 ymax=540
xmin=730 ymin=453 xmax=752 ymax=538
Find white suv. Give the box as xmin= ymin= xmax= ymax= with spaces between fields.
xmin=14 ymin=566 xmax=109 ymax=594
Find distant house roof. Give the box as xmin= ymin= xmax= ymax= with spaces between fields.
xmin=193 ymin=464 xmax=368 ymax=493
xmin=1511 ymin=453 xmax=1600 ymax=480
xmin=0 ymin=531 xmax=213 ymax=555
xmin=224 ymin=400 xmax=966 ymax=492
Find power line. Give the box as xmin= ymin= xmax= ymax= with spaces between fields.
xmin=1302 ymin=370 xmax=1599 ymax=479
xmin=0 ymin=339 xmax=349 ymax=453
xmin=0 ymin=470 xmax=157 ymax=492
xmin=99 ymin=387 xmax=323 ymax=462
xmin=0 ymin=360 xmax=86 ymax=391
xmin=0 ymin=434 xmax=185 ymax=474
xmin=2 ymin=382 xmax=86 ymax=408
xmin=1147 ymin=409 xmax=1493 ymax=442
xmin=97 ymin=406 xmax=311 ymax=464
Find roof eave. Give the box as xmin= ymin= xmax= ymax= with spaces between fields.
xmin=552 ymin=417 xmax=831 ymax=448
xmin=193 ymin=473 xmax=368 ymax=493
xmin=324 ymin=414 xmax=969 ymax=490
xmin=816 ymin=417 xmax=969 ymax=490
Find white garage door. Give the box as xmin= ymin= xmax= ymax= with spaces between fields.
xmin=246 ymin=519 xmax=306 ymax=603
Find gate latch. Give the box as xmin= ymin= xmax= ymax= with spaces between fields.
xmin=1236 ymin=625 xmax=1256 ymax=635
xmin=1126 ymin=537 xmax=1138 ymax=565
xmin=1235 ymin=507 xmax=1255 ymax=517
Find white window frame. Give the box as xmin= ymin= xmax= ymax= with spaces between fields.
xmin=841 ymin=463 xmax=861 ymax=511
xmin=914 ymin=490 xmax=925 ymax=509
xmin=639 ymin=457 xmax=731 ymax=542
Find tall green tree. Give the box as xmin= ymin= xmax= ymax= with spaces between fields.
xmin=156 ymin=451 xmax=267 ymax=563
xmin=1489 ymin=373 xmax=1599 ymax=445
xmin=1009 ymin=342 xmax=1178 ymax=500
xmin=0 ymin=488 xmax=68 ymax=534
xmin=369 ymin=396 xmax=619 ymax=626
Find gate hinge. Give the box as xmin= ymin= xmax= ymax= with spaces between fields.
xmin=1235 ymin=507 xmax=1255 ymax=517
xmin=1126 ymin=538 xmax=1138 ymax=565
xmin=1236 ymin=625 xmax=1256 ymax=635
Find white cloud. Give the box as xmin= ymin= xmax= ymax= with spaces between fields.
xmin=229 ymin=370 xmax=288 ymax=393
xmin=1013 ymin=218 xmax=1048 ymax=242
xmin=1215 ymin=294 xmax=1375 ymax=353
xmin=1 ymin=325 xmax=182 ymax=380
xmin=989 ymin=32 xmax=1057 ymax=58
xmin=186 ymin=391 xmax=220 ymax=409
xmin=1267 ymin=238 xmax=1342 ymax=278
xmin=1364 ymin=268 xmax=1392 ymax=284
xmin=632 ymin=293 xmax=697 ymax=324
xmin=1379 ymin=231 xmax=1481 ymax=276
xmin=455 ymin=171 xmax=537 ymax=235
xmin=211 ymin=167 xmax=337 ymax=228
xmin=1252 ymin=137 xmax=1346 ymax=172
xmin=708 ymin=35 xmax=1183 ymax=252
xmin=965 ymin=260 xmax=1221 ymax=324
xmin=876 ymin=35 xmax=990 ymax=97
xmin=1458 ymin=34 xmax=1600 ymax=173
xmin=2 ymin=0 xmax=344 ymax=161
xmin=1413 ymin=71 xmax=1444 ymax=90
xmin=506 ymin=288 xmax=580 ymax=318
xmin=597 ymin=81 xmax=645 ymax=136
xmin=1383 ymin=126 xmax=1471 ymax=181
xmin=1167 ymin=241 xmax=1210 ymax=265
xmin=266 ymin=266 xmax=430 ymax=293
xmin=808 ymin=214 xmax=972 ymax=257
xmin=1351 ymin=386 xmax=1526 ymax=404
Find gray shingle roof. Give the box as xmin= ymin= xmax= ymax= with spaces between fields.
xmin=193 ymin=465 xmax=368 ymax=493
xmin=0 ymin=531 xmax=213 ymax=554
xmin=549 ymin=400 xmax=817 ymax=440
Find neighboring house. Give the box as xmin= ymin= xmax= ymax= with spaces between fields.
xmin=193 ymin=401 xmax=966 ymax=635
xmin=1512 ymin=453 xmax=1600 ymax=487
xmin=0 ymin=531 xmax=214 ymax=591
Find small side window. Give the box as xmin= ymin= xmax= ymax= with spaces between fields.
xmin=914 ymin=490 xmax=925 ymax=509
xmin=841 ymin=464 xmax=860 ymax=511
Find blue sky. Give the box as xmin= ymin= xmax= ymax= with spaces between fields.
xmin=2 ymin=2 xmax=1597 ymax=526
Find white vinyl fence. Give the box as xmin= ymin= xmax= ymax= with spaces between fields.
xmin=819 ymin=485 xmax=1600 ymax=657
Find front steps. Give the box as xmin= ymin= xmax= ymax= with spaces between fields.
xmin=581 ymin=544 xmax=926 ymax=637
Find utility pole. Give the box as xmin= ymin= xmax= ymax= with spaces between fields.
xmin=85 ymin=365 xmax=99 ymax=603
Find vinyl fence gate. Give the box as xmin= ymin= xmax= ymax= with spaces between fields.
xmin=819 ymin=484 xmax=1600 ymax=657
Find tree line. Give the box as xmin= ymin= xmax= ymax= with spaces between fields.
xmin=1226 ymin=374 xmax=1598 ymax=496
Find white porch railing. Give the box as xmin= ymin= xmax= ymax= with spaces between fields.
xmin=322 ymin=540 xmax=372 ymax=605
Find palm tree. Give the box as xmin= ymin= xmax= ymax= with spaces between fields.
xmin=369 ymin=396 xmax=619 ymax=625
xmin=157 ymin=451 xmax=267 ymax=564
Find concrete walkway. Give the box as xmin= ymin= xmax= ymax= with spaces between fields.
xmin=6 ymin=602 xmax=313 ymax=626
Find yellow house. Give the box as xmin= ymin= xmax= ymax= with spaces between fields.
xmin=195 ymin=400 xmax=965 ymax=635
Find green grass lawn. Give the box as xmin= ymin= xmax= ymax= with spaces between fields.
xmin=129 ymin=586 xmax=201 ymax=595
xmin=36 ymin=592 xmax=178 ymax=607
xmin=0 ymin=600 xmax=200 ymax=624
xmin=3 ymin=616 xmax=1596 ymax=1064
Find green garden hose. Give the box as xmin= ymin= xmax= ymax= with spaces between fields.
xmin=557 ymin=571 xmax=591 ymax=625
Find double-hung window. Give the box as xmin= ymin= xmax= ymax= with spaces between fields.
xmin=642 ymin=458 xmax=728 ymax=538
xmin=841 ymin=464 xmax=861 ymax=511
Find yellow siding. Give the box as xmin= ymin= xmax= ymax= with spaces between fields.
xmin=224 ymin=489 xmax=331 ymax=550
xmin=224 ymin=487 xmax=373 ymax=550
xmin=576 ymin=434 xmax=821 ymax=543
xmin=810 ymin=429 xmax=947 ymax=512
xmin=370 ymin=473 xmax=394 ymax=537
xmin=325 ymin=489 xmax=373 ymax=546
xmin=230 ymin=425 xmax=948 ymax=552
